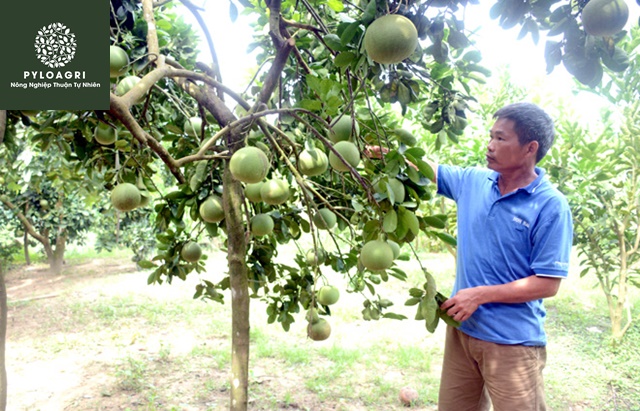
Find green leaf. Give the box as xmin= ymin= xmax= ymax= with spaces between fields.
xmin=340 ymin=21 xmax=360 ymax=46
xmin=299 ymin=99 xmax=323 ymax=112
xmin=229 ymin=1 xmax=239 ymax=21
xmin=400 ymin=207 xmax=420 ymax=235
xmin=409 ymin=287 xmax=424 ymax=298
xmin=421 ymin=296 xmax=438 ymax=325
xmin=137 ymin=260 xmax=156 ymax=269
xmin=438 ymin=307 xmax=461 ymax=328
xmin=383 ymin=209 xmax=398 ymax=233
xmin=383 ymin=313 xmax=407 ymax=320
xmin=334 ymin=51 xmax=356 ymax=68
xmin=435 ymin=231 xmax=457 ymax=246
xmin=425 ymin=312 xmax=440 ymax=333
xmin=405 ymin=297 xmax=421 ymax=306
xmin=323 ymin=34 xmax=344 ymax=51
xmin=327 ymin=0 xmax=344 ymax=12
xmin=423 ymin=215 xmax=446 ymax=229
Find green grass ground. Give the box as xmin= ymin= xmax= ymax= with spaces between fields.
xmin=4 ymin=244 xmax=640 ymax=410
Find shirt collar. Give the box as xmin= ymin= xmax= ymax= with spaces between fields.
xmin=488 ymin=167 xmax=546 ymax=194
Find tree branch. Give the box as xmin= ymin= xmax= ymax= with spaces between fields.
xmin=256 ymin=0 xmax=296 ymax=108
xmin=0 ymin=197 xmax=49 ymax=247
xmin=109 ymin=93 xmax=186 ymax=184
xmin=180 ymin=0 xmax=224 ymax=98
xmin=0 ymin=110 xmax=6 ymax=145
xmin=142 ymin=0 xmax=162 ymax=66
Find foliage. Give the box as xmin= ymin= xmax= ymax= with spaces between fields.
xmin=94 ymin=201 xmax=158 ymax=265
xmin=0 ymin=128 xmax=95 ymax=273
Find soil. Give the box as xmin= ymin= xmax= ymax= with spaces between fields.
xmin=4 ymin=252 xmax=445 ymax=411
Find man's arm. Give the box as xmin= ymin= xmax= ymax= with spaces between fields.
xmin=440 ymin=275 xmax=562 ymax=323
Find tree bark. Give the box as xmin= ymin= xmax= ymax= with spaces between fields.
xmin=22 ymin=231 xmax=30 ymax=266
xmin=23 ymin=204 xmax=30 ymax=266
xmin=0 ymin=266 xmax=8 ymax=411
xmin=223 ymin=165 xmax=250 ymax=411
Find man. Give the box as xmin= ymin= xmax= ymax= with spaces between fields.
xmin=434 ymin=102 xmax=573 ymax=411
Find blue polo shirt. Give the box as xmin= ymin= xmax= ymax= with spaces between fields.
xmin=437 ymin=165 xmax=573 ymax=346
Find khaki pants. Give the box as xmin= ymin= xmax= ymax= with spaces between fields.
xmin=438 ymin=326 xmax=547 ymax=411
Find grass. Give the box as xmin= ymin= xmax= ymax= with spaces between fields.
xmin=5 ymin=247 xmax=640 ymax=410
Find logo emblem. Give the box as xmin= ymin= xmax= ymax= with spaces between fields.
xmin=34 ymin=22 xmax=77 ymax=68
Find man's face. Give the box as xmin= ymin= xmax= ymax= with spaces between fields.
xmin=485 ymin=117 xmax=535 ymax=173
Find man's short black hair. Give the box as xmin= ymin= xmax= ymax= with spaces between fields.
xmin=493 ymin=102 xmax=555 ymax=163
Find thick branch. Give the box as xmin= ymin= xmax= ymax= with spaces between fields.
xmin=0 ymin=197 xmax=49 ymax=247
xmin=109 ymin=93 xmax=186 ymax=184
xmin=0 ymin=110 xmax=5 ymax=145
xmin=180 ymin=0 xmax=224 ymax=98
xmin=142 ymin=0 xmax=162 ymax=66
xmin=258 ymin=37 xmax=295 ymax=107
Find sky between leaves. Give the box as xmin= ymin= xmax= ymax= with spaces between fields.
xmin=181 ymin=1 xmax=640 ymax=128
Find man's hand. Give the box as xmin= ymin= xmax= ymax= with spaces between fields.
xmin=364 ymin=145 xmax=421 ymax=171
xmin=363 ymin=145 xmax=389 ymax=159
xmin=440 ymin=287 xmax=483 ymax=323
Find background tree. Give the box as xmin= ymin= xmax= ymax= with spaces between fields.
xmin=0 ymin=121 xmax=95 ymax=275
xmin=547 ymin=25 xmax=640 ymax=344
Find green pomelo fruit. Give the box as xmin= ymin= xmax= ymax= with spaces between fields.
xmin=317 ymin=285 xmax=340 ymax=305
xmin=109 ymin=45 xmax=129 ymax=78
xmin=199 ymin=195 xmax=224 ymax=223
xmin=260 ymin=179 xmax=290 ymax=205
xmin=94 ymin=123 xmax=117 ymax=145
xmin=251 ymin=213 xmax=274 ymax=236
xmin=329 ymin=141 xmax=361 ymax=172
xmin=115 ymin=76 xmax=145 ymax=103
xmin=20 ymin=110 xmax=39 ymax=117
xmin=184 ymin=117 xmax=203 ymax=137
xmin=229 ymin=146 xmax=271 ymax=184
xmin=313 ymin=208 xmax=337 ymax=230
xmin=39 ymin=199 xmax=49 ymax=209
xmin=255 ymin=141 xmax=271 ymax=156
xmin=110 ymin=183 xmax=141 ymax=212
xmin=375 ymin=178 xmax=406 ymax=204
xmin=394 ymin=129 xmax=417 ymax=146
xmin=329 ymin=115 xmax=359 ymax=143
xmin=305 ymin=248 xmax=326 ymax=266
xmin=360 ymin=240 xmax=394 ymax=271
xmin=244 ymin=182 xmax=263 ymax=203
xmin=582 ymin=0 xmax=629 ymax=36
xmin=364 ymin=14 xmax=419 ymax=64
xmin=181 ymin=241 xmax=202 ymax=262
xmin=308 ymin=318 xmax=331 ymax=341
xmin=298 ymin=149 xmax=329 ymax=176
xmin=387 ymin=240 xmax=401 ymax=259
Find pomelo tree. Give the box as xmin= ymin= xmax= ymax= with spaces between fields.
xmin=547 ymin=25 xmax=640 ymax=344
xmin=0 ymin=122 xmax=94 ymax=275
xmin=0 ymin=0 xmax=637 ymax=410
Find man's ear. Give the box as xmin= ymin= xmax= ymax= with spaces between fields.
xmin=527 ymin=141 xmax=539 ymax=157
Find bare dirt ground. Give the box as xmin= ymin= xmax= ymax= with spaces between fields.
xmin=5 ymin=252 xmax=445 ymax=411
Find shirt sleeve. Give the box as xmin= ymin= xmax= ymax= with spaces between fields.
xmin=436 ymin=164 xmax=465 ymax=201
xmin=531 ymin=205 xmax=573 ymax=278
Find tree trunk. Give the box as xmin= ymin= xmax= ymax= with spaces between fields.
xmin=0 ymin=266 xmax=8 ymax=411
xmin=23 ymin=204 xmax=30 ymax=265
xmin=223 ymin=166 xmax=250 ymax=411
xmin=44 ymin=234 xmax=66 ymax=275
xmin=22 ymin=231 xmax=30 ymax=266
